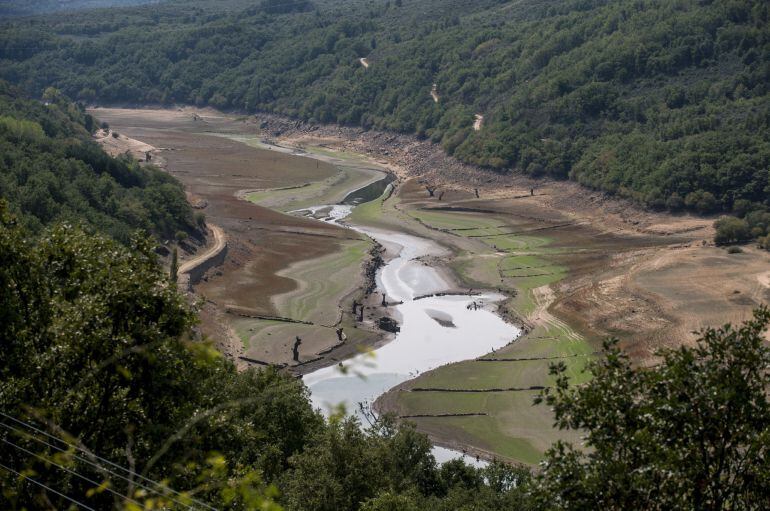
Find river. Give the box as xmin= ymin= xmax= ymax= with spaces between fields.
xmin=299 ymin=196 xmax=522 ymax=466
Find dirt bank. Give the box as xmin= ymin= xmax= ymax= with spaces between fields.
xmin=178 ymin=224 xmax=227 ymax=276
xmin=94 ymin=127 xmax=155 ymax=160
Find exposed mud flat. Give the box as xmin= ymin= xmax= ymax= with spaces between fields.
xmin=91 ymin=107 xmax=386 ymax=367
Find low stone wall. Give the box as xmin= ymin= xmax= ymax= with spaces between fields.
xmin=179 ymin=243 xmax=228 ymax=292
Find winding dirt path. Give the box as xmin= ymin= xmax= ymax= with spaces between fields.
xmin=179 ymin=224 xmax=226 ymax=275
xmin=530 ymin=284 xmax=581 ymax=341
xmin=473 ymin=114 xmax=484 ymax=131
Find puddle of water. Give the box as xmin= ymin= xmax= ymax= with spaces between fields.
xmin=300 ymin=203 xmax=521 ymax=467
xmin=433 ymin=446 xmax=489 ymax=467
xmin=299 ymin=204 xmax=354 ymax=222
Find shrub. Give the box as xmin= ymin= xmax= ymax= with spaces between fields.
xmin=732 ymin=198 xmax=753 ymax=217
xmin=665 ymin=192 xmax=684 ymax=211
xmin=726 ymin=246 xmax=743 ymax=254
xmin=685 ymin=190 xmax=718 ymax=214
xmin=194 ymin=211 xmax=206 ymax=228
xmin=714 ymin=216 xmax=750 ymax=245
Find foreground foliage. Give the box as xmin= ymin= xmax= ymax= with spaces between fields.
xmin=535 ymin=309 xmax=770 ymax=510
xmin=1 ymin=0 xmax=768 ymax=216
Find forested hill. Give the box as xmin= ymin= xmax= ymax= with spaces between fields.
xmin=0 ymin=81 xmax=199 ymax=243
xmin=0 ymin=0 xmax=160 ymax=17
xmin=1 ymin=0 xmax=768 ymax=214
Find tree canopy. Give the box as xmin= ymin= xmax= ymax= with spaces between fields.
xmin=534 ymin=308 xmax=770 ymax=510
xmin=0 ymin=81 xmax=199 ymax=244
xmin=1 ymin=0 xmax=768 ymax=215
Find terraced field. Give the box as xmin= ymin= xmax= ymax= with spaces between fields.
xmin=369 ymin=205 xmax=591 ymax=463
xmin=408 ymin=208 xmax=567 ymax=316
xmin=223 ymin=134 xmax=384 ymax=212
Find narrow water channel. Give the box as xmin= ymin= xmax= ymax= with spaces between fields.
xmin=300 ymin=195 xmax=522 ymax=465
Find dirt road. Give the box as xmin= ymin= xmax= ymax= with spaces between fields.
xmin=431 ymin=84 xmax=439 ymax=103
xmin=473 ymin=114 xmax=483 ymax=131
xmin=179 ymin=224 xmax=226 ymax=275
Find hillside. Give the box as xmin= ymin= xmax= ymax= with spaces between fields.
xmin=0 ymin=0 xmax=160 ymax=17
xmin=0 ymin=81 xmax=199 ymax=243
xmin=1 ymin=0 xmax=767 ymax=215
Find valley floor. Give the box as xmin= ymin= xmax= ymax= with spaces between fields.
xmin=92 ymin=106 xmax=770 ymax=465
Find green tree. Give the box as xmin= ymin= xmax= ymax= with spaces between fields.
xmin=714 ymin=216 xmax=751 ymax=245
xmin=0 ymin=81 xmax=199 ymax=244
xmin=170 ymin=246 xmax=179 ymax=283
xmin=360 ymin=492 xmax=420 ymax=511
xmin=0 ymin=203 xmax=298 ymax=509
xmin=533 ymin=308 xmax=770 ymax=510
xmin=685 ymin=190 xmax=719 ymax=214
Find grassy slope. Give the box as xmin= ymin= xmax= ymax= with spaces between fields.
xmin=273 ymin=238 xmax=371 ymax=324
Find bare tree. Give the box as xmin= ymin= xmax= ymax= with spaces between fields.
xmin=292 ymin=337 xmax=302 ymax=362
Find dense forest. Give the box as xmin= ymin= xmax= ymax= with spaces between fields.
xmin=0 ymin=0 xmax=768 ymax=217
xmin=0 ymin=81 xmax=199 ymax=243
xmin=0 ymin=0 xmax=159 ymax=17
xmin=1 ymin=202 xmax=769 ymax=509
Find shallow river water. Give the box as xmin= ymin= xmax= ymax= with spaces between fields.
xmin=301 ymin=203 xmax=522 ymax=465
